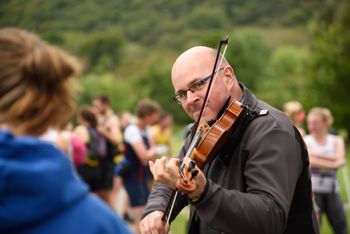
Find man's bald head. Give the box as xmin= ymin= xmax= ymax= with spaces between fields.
xmin=171 ymin=46 xmax=228 ymax=77
xmin=170 ymin=46 xmax=241 ymax=121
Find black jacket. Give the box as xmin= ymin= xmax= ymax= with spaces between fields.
xmin=142 ymin=85 xmax=319 ymax=234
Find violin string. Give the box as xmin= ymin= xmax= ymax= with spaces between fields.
xmin=179 ymin=130 xmax=202 ymax=178
xmin=165 ymin=130 xmax=202 ymax=222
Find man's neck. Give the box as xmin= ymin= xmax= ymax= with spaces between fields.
xmin=235 ymin=84 xmax=244 ymax=102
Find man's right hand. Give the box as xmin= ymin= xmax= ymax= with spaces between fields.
xmin=139 ymin=211 xmax=169 ymax=234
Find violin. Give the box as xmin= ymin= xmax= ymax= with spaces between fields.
xmin=176 ymin=100 xmax=244 ymax=194
xmin=162 ymin=37 xmax=248 ymax=223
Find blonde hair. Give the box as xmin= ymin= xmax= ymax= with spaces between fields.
xmin=308 ymin=107 xmax=334 ymax=127
xmin=283 ymin=101 xmax=304 ymax=120
xmin=0 ymin=28 xmax=82 ymax=136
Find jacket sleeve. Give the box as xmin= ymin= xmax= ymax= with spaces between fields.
xmin=191 ymin=116 xmax=304 ymax=234
xmin=141 ymin=182 xmax=189 ymax=222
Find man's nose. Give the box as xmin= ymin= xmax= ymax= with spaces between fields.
xmin=186 ymin=89 xmax=199 ymax=103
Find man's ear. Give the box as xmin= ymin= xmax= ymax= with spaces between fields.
xmin=223 ymin=66 xmax=236 ymax=88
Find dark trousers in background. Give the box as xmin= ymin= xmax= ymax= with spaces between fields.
xmin=315 ymin=192 xmax=348 ymax=234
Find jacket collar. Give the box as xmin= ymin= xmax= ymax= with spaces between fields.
xmin=238 ymin=83 xmax=259 ymax=111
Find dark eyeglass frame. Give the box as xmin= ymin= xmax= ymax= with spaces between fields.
xmin=173 ymin=67 xmax=224 ymax=104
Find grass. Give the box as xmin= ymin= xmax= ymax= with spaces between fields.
xmin=169 ymin=128 xmax=350 ymax=233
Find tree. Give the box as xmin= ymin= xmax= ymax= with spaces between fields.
xmin=133 ymin=61 xmax=190 ymax=124
xmin=226 ymin=31 xmax=271 ymax=92
xmin=79 ymin=30 xmax=125 ymax=73
xmin=308 ymin=0 xmax=350 ymax=140
xmin=256 ymin=46 xmax=309 ymax=109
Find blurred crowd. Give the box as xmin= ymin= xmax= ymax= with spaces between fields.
xmin=41 ymin=94 xmax=174 ymax=233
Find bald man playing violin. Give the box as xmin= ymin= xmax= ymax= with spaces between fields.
xmin=140 ymin=46 xmax=319 ymax=234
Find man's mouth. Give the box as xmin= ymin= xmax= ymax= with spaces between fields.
xmin=191 ymin=107 xmax=201 ymax=116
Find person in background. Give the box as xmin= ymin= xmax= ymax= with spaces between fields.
xmin=115 ymin=110 xmax=136 ymax=223
xmin=122 ymin=98 xmax=160 ymax=233
xmin=74 ymin=107 xmax=108 ymax=197
xmin=140 ymin=46 xmax=318 ymax=234
xmin=92 ymin=94 xmax=123 ymax=209
xmin=283 ymin=100 xmax=306 ymax=136
xmin=151 ymin=111 xmax=173 ymax=158
xmin=283 ymin=100 xmax=321 ymax=222
xmin=304 ymin=107 xmax=348 ymax=234
xmin=0 ymin=27 xmax=130 ymax=233
xmin=120 ymin=111 xmax=135 ymax=132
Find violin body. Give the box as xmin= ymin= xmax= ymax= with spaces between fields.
xmin=192 ymin=100 xmax=243 ymax=169
xmin=177 ymin=100 xmax=244 ymax=193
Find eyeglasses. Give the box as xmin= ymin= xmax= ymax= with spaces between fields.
xmin=173 ymin=67 xmax=224 ymax=104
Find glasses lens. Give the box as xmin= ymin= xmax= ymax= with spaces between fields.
xmin=173 ymin=69 xmax=219 ymax=103
xmin=191 ymin=80 xmax=205 ymax=92
xmin=178 ymin=92 xmax=186 ymax=102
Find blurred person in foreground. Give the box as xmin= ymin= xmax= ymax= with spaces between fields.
xmin=140 ymin=46 xmax=319 ymax=234
xmin=304 ymin=107 xmax=348 ymax=234
xmin=283 ymin=100 xmax=306 ymax=136
xmin=0 ymin=28 xmax=130 ymax=234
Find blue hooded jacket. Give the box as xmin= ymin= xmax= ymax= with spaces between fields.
xmin=0 ymin=130 xmax=131 ymax=234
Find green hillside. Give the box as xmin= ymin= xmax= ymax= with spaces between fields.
xmin=0 ymin=0 xmax=322 ymax=47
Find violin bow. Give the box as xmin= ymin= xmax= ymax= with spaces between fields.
xmin=163 ymin=37 xmax=229 ymax=224
xmin=188 ymin=37 xmax=229 ymax=141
